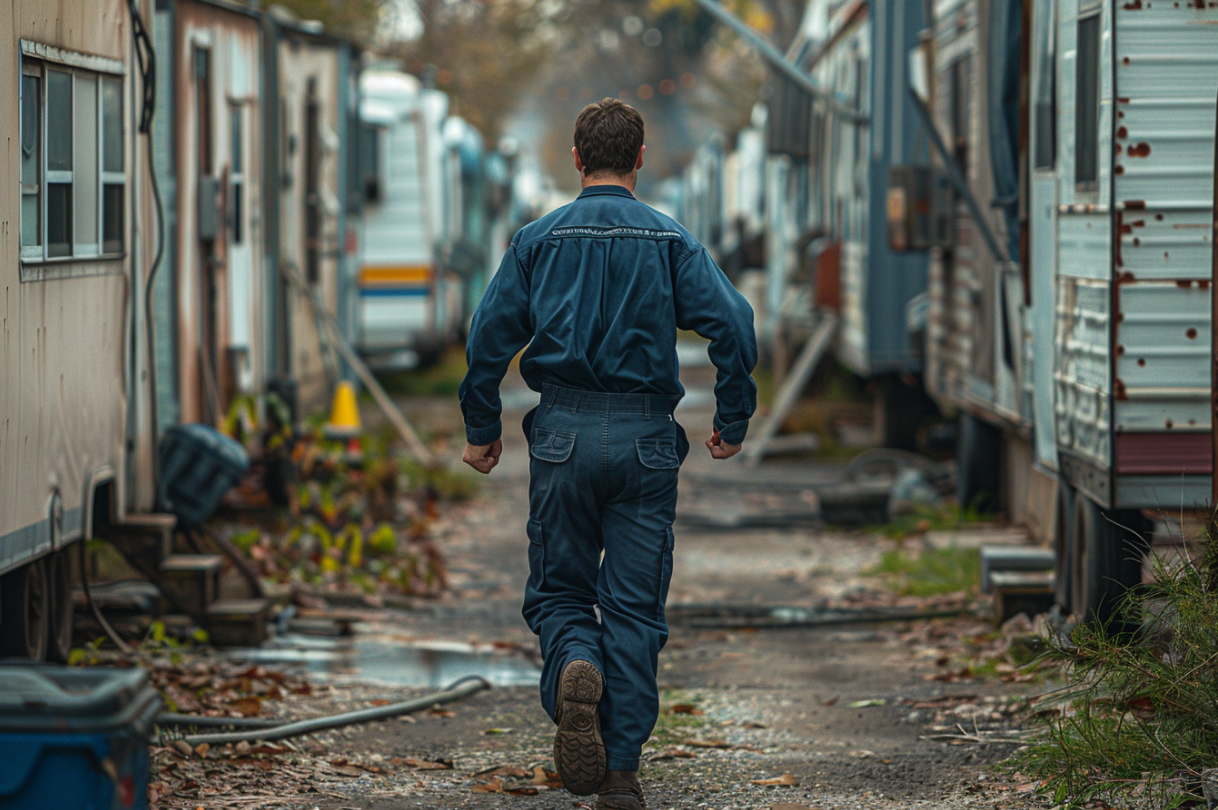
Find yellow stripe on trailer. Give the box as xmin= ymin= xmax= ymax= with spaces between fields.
xmin=360 ymin=266 xmax=432 ymax=286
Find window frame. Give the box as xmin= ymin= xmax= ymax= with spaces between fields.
xmin=1074 ymin=10 xmax=1102 ymax=192
xmin=18 ymin=41 xmax=126 ymax=269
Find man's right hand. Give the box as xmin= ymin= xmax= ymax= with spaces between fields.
xmin=705 ymin=429 xmax=741 ymax=460
xmin=463 ymin=439 xmax=503 ymax=474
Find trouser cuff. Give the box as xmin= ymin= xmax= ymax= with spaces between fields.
xmin=606 ymin=757 xmax=639 ymax=771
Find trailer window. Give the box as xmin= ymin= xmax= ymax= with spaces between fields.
xmin=230 ymin=105 xmax=243 ymax=244
xmin=20 ymin=58 xmax=125 ymax=263
xmin=1033 ymin=0 xmax=1057 ymax=169
xmin=1075 ymin=12 xmax=1101 ymax=189
xmin=20 ymin=71 xmax=41 ymax=258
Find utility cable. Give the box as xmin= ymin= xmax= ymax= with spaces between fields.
xmin=178 ymin=676 xmax=491 ymax=746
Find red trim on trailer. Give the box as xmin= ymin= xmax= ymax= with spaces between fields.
xmin=1115 ymin=433 xmax=1214 ymax=475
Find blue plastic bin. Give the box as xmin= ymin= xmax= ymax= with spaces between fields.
xmin=0 ymin=665 xmax=161 ymax=809
xmin=159 ymin=423 xmax=250 ymax=526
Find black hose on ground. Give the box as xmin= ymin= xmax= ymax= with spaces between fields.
xmin=177 ymin=675 xmax=492 ymax=746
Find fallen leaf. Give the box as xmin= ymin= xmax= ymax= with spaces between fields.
xmin=173 ymin=740 xmax=194 ymax=757
xmin=820 ymin=697 xmax=839 ymax=706
xmin=751 ymin=773 xmax=799 ymax=787
xmin=649 ymin=749 xmax=697 ymax=761
xmin=848 ymin=699 xmax=887 ymax=708
xmin=472 ymin=778 xmax=503 ymax=793
xmin=684 ymin=738 xmax=731 ymax=748
xmin=483 ymin=727 xmax=513 ymax=734
xmin=194 ymin=743 xmax=210 ymax=757
xmin=668 ymin=703 xmax=703 ymax=715
xmin=428 ymin=708 xmax=456 ymax=718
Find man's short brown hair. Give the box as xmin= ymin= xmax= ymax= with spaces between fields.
xmin=573 ymin=98 xmax=645 ymax=177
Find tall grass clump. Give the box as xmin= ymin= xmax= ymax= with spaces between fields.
xmin=1015 ymin=522 xmax=1218 ymax=808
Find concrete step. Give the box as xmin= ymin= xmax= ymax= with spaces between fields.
xmin=205 ymin=598 xmax=271 ymax=648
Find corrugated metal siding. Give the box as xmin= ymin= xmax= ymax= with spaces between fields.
xmin=1111 ymin=2 xmax=1218 ymax=469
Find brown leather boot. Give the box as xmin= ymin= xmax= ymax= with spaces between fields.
xmin=595 ymin=770 xmax=646 ymax=810
xmin=553 ymin=660 xmax=606 ymax=795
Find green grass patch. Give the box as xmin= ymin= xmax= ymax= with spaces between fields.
xmin=647 ymin=690 xmax=710 ymax=746
xmin=875 ymin=501 xmax=993 ymax=540
xmin=376 ymin=347 xmax=469 ymax=397
xmin=865 ymin=545 xmax=981 ymax=597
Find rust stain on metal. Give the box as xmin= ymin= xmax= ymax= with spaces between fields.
xmin=1127 ymin=142 xmax=1152 ymax=157
xmin=1187 ymin=328 xmax=1199 ymax=339
xmin=1155 ymin=213 xmax=1164 ymax=220
xmin=1115 ymin=379 xmax=1128 ymax=400
xmin=1115 ymin=165 xmax=1126 ymax=175
xmin=1117 ymin=126 xmax=1128 ymax=139
xmin=1123 ymin=0 xmax=1142 ymax=7
xmin=1177 ymin=279 xmax=1197 ymax=289
xmin=1125 ymin=199 xmax=1146 ymax=210
xmin=1138 ymin=358 xmax=1146 ymax=366
xmin=1117 ymin=344 xmax=1126 ymax=354
xmin=1130 ymin=219 xmax=1145 ymax=228
xmin=1199 ymin=279 xmax=1210 ymax=289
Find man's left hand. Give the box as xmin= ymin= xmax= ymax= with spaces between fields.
xmin=705 ymin=429 xmax=741 ymax=460
xmin=463 ymin=439 xmax=503 ymax=474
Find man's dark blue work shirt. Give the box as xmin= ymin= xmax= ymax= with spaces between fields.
xmin=459 ymin=184 xmax=758 ymax=447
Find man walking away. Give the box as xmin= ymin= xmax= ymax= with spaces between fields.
xmin=459 ymin=98 xmax=757 ymax=809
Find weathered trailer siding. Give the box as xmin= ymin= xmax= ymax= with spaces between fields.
xmin=274 ymin=26 xmax=346 ymax=415
xmin=1053 ymin=0 xmax=1117 ymax=505
xmin=0 ymin=0 xmax=143 ymax=565
xmin=926 ymin=0 xmax=1030 ymax=425
xmin=1109 ymin=1 xmax=1218 ymax=507
xmin=172 ymin=0 xmax=265 ymax=425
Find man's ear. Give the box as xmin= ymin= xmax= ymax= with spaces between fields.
xmin=636 ymin=145 xmax=645 ymax=171
xmin=572 ymin=146 xmax=584 ymax=175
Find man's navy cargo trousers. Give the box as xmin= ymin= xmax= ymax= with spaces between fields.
xmin=521 ymin=384 xmax=689 ymax=771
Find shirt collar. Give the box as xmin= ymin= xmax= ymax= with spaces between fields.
xmin=577 ymin=185 xmax=635 ymax=200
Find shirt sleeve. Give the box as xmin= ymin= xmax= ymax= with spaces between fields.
xmin=673 ymin=247 xmax=758 ymax=445
xmin=458 ymin=241 xmax=533 ymax=445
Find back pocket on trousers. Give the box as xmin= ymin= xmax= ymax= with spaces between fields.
xmin=636 ymin=438 xmax=680 ymax=470
xmin=530 ymin=428 xmax=576 ymax=463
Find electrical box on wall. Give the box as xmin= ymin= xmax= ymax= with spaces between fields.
xmin=197 ymin=175 xmax=221 ymax=242
xmin=887 ymin=165 xmax=949 ymax=251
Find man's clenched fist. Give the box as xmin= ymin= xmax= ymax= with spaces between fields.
xmin=463 ymin=439 xmax=503 ymax=474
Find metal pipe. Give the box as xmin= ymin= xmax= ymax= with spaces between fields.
xmin=181 ymin=676 xmax=490 ymax=746
xmin=689 ymin=0 xmax=868 ymax=124
xmin=907 ymin=86 xmax=1008 ymax=264
xmin=1210 ymin=87 xmax=1218 ymax=505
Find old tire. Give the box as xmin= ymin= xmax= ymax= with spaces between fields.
xmin=0 ymin=558 xmax=50 ymax=661
xmin=1053 ymin=480 xmax=1076 ymax=611
xmin=1071 ymin=496 xmax=1150 ymax=626
xmin=45 ymin=550 xmax=75 ymax=663
xmin=956 ymin=413 xmax=1002 ymax=514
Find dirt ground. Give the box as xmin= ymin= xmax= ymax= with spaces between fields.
xmin=151 ymin=363 xmax=1048 ymax=810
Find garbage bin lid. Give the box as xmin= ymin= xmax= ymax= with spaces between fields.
xmin=0 ymin=665 xmax=151 ymax=722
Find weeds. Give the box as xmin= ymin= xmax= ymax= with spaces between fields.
xmin=878 ymin=501 xmax=992 ymax=541
xmin=1014 ymin=529 xmax=1218 ymax=808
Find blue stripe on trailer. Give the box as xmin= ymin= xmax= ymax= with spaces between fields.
xmin=359 ymin=287 xmax=431 ymax=298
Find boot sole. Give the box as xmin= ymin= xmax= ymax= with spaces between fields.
xmin=554 ymin=660 xmax=606 ymax=795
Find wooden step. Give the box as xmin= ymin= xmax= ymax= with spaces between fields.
xmin=160 ymin=554 xmax=223 ymax=618
xmin=205 ymin=599 xmax=271 ymax=648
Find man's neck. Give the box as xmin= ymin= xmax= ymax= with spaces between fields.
xmin=580 ymin=172 xmax=636 ymax=193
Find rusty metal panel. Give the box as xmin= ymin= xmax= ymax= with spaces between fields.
xmin=1109 ymin=1 xmax=1218 ymax=490
xmin=1115 ymin=433 xmax=1210 ymax=475
xmin=1055 ymin=276 xmax=1111 ymax=469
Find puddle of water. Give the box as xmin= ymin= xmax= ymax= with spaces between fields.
xmin=231 ymin=634 xmax=541 ymax=689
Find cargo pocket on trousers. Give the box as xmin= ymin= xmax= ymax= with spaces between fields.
xmin=526 ymin=519 xmax=546 ymax=592
xmin=636 ymin=438 xmax=681 ymax=470
xmin=530 ymin=428 xmax=576 ymax=463
xmin=656 ymin=527 xmax=675 ymax=622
